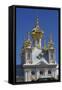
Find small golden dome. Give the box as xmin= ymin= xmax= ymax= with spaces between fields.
xmin=31 ymin=16 xmax=44 ymax=40
xmin=23 ymin=32 xmax=32 ymax=48
xmin=24 ymin=40 xmax=31 ymax=48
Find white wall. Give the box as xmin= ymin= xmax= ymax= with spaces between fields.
xmin=0 ymin=0 xmax=62 ymax=90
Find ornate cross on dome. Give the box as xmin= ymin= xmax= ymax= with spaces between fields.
xmin=35 ymin=16 xmax=39 ymax=27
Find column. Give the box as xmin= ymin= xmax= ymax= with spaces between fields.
xmin=24 ymin=70 xmax=32 ymax=82
xmin=24 ymin=71 xmax=28 ymax=82
xmin=36 ymin=69 xmax=40 ymax=80
xmin=39 ymin=39 xmax=41 ymax=48
xmin=51 ymin=68 xmax=57 ymax=79
xmin=25 ymin=52 xmax=27 ymax=64
xmin=27 ymin=70 xmax=32 ymax=81
xmin=45 ymin=69 xmax=48 ymax=77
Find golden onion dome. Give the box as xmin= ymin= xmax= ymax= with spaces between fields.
xmin=31 ymin=26 xmax=44 ymax=40
xmin=31 ymin=16 xmax=44 ymax=40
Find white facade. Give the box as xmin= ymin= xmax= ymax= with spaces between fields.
xmin=23 ymin=61 xmax=58 ymax=82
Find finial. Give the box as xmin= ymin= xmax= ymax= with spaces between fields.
xmin=49 ymin=33 xmax=53 ymax=43
xmin=48 ymin=33 xmax=54 ymax=49
xmin=35 ymin=16 xmax=39 ymax=27
xmin=27 ymin=32 xmax=30 ymax=40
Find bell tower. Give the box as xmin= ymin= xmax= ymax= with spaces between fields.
xmin=31 ymin=16 xmax=44 ymax=49
xmin=21 ymin=32 xmax=32 ymax=64
xmin=48 ymin=33 xmax=55 ymax=64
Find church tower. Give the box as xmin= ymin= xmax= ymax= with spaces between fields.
xmin=21 ymin=32 xmax=32 ymax=82
xmin=48 ymin=33 xmax=55 ymax=64
xmin=21 ymin=32 xmax=32 ymax=64
xmin=31 ymin=16 xmax=44 ymax=49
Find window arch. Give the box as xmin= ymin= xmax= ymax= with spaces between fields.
xmin=31 ymin=71 xmax=35 ymax=75
xmin=48 ymin=70 xmax=51 ymax=74
xmin=40 ymin=71 xmax=43 ymax=75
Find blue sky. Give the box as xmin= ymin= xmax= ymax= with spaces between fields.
xmin=16 ymin=7 xmax=59 ymax=65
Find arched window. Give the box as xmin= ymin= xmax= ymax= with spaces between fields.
xmin=48 ymin=70 xmax=51 ymax=74
xmin=40 ymin=71 xmax=43 ymax=75
xmin=31 ymin=71 xmax=35 ymax=75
